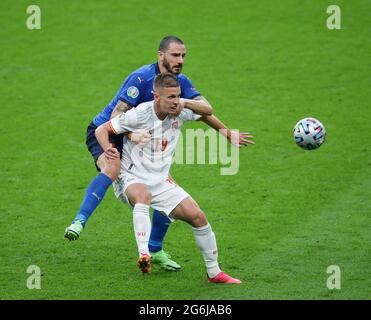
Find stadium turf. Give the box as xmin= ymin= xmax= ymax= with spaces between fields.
xmin=0 ymin=0 xmax=370 ymax=299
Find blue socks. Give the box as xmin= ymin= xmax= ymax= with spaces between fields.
xmin=73 ymin=173 xmax=112 ymax=227
xmin=149 ymin=210 xmax=171 ymax=253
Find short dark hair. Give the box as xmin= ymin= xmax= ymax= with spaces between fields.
xmin=153 ymin=73 xmax=180 ymax=91
xmin=158 ymin=35 xmax=184 ymax=52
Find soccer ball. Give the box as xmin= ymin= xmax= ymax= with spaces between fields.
xmin=293 ymin=117 xmax=326 ymax=150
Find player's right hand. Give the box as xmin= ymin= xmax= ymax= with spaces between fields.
xmin=130 ymin=131 xmax=151 ymax=147
xmin=229 ymin=131 xmax=255 ymax=148
xmin=105 ymin=146 xmax=120 ymax=160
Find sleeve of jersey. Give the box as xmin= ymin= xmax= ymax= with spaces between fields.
xmin=109 ymin=110 xmax=138 ymax=134
xmin=181 ymin=77 xmax=201 ymax=99
xmin=117 ymin=74 xmax=142 ymax=107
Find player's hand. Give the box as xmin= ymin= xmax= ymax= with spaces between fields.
xmin=229 ymin=131 xmax=255 ymax=148
xmin=130 ymin=130 xmax=151 ymax=147
xmin=104 ymin=146 xmax=120 ymax=160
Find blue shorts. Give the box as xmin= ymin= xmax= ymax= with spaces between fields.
xmin=86 ymin=121 xmax=123 ymax=171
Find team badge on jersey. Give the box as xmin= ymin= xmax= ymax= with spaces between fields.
xmin=171 ymin=120 xmax=179 ymax=129
xmin=127 ymin=86 xmax=139 ymax=99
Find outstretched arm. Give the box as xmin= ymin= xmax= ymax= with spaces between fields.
xmin=181 ymin=96 xmax=212 ymax=116
xmin=188 ymin=96 xmax=254 ymax=147
xmin=200 ymin=113 xmax=255 ymax=148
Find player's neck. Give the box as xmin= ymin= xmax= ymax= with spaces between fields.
xmin=158 ymin=62 xmax=167 ymax=74
xmin=158 ymin=61 xmax=177 ymax=75
xmin=154 ymin=102 xmax=167 ymax=121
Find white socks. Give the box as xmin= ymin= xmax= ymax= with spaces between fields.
xmin=192 ymin=223 xmax=221 ymax=278
xmin=133 ymin=204 xmax=221 ymax=278
xmin=133 ymin=204 xmax=151 ymax=256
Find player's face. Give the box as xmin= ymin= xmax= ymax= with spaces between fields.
xmin=156 ymin=86 xmax=181 ymax=116
xmin=159 ymin=43 xmax=186 ymax=75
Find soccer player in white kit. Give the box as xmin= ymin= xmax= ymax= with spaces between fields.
xmin=95 ymin=73 xmax=241 ymax=284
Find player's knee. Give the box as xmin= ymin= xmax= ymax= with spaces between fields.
xmin=134 ymin=190 xmax=152 ymax=205
xmin=101 ymin=160 xmax=121 ymax=181
xmin=190 ymin=209 xmax=208 ymax=228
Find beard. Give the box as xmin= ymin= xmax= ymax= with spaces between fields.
xmin=163 ymin=57 xmax=182 ymax=74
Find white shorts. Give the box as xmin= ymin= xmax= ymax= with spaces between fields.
xmin=112 ymin=173 xmax=190 ymax=218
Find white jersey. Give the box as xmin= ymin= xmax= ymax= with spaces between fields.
xmin=109 ymin=101 xmax=201 ymax=188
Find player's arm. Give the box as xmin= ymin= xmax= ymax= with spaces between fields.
xmin=95 ymin=122 xmax=120 ymax=160
xmin=102 ymin=108 xmax=151 ymax=150
xmin=110 ymin=100 xmax=135 ymax=140
xmin=111 ymin=73 xmax=141 ymax=119
xmin=180 ymin=96 xmax=212 ymax=116
xmin=200 ymin=113 xmax=255 ymax=148
xmin=109 ymin=100 xmax=150 ymax=145
xmin=181 ymin=78 xmax=253 ymax=147
xmin=190 ymin=95 xmax=254 ymax=147
xmin=111 ymin=100 xmax=133 ymax=119
xmin=110 ymin=72 xmax=140 ymax=137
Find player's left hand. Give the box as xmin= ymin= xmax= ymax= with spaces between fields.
xmin=229 ymin=131 xmax=255 ymax=148
xmin=130 ymin=130 xmax=152 ymax=147
xmin=105 ymin=146 xmax=120 ymax=160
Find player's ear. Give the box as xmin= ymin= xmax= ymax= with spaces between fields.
xmin=158 ymin=50 xmax=164 ymax=61
xmin=153 ymin=91 xmax=160 ymax=101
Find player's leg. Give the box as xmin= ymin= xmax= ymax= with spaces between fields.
xmin=148 ymin=176 xmax=180 ymax=270
xmin=125 ymin=183 xmax=152 ymax=273
xmin=170 ymin=197 xmax=241 ymax=284
xmin=149 ymin=210 xmax=171 ymax=253
xmin=64 ymin=155 xmax=120 ymax=240
xmin=149 ymin=210 xmax=181 ymax=271
xmin=64 ymin=123 xmax=121 ymax=241
xmin=113 ymin=177 xmax=180 ymax=272
xmin=149 ymin=175 xmax=180 ymax=254
xmin=148 ymin=176 xmax=177 ymax=255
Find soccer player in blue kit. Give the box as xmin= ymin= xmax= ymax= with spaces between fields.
xmin=64 ymin=36 xmax=254 ymax=271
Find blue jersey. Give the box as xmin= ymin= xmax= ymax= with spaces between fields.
xmin=93 ymin=63 xmax=201 ymax=126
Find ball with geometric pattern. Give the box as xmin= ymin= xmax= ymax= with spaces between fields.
xmin=293 ymin=117 xmax=326 ymax=150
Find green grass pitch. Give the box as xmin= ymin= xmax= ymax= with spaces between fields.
xmin=0 ymin=0 xmax=370 ymax=300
